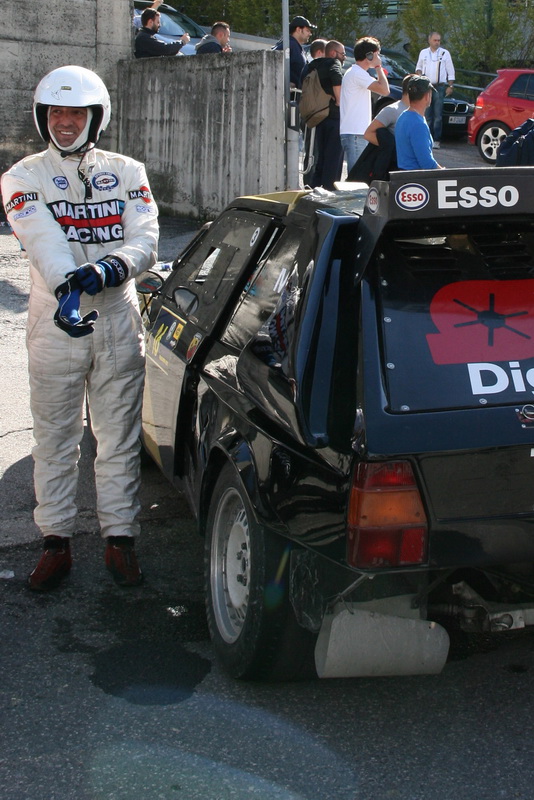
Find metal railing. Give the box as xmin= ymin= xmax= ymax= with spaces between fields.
xmin=453 ymin=68 xmax=498 ymax=101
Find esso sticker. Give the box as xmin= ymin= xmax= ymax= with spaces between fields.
xmin=395 ymin=183 xmax=429 ymax=212
xmin=367 ymin=187 xmax=379 ymax=214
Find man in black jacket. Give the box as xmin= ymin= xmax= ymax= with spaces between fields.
xmin=305 ymin=40 xmax=345 ymax=190
xmin=273 ymin=16 xmax=316 ymax=89
xmin=135 ymin=8 xmax=190 ymax=58
xmin=496 ymin=118 xmax=534 ymax=166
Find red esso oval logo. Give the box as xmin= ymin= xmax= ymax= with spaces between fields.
xmin=395 ymin=183 xmax=429 ymax=211
xmin=367 ymin=187 xmax=379 ymax=213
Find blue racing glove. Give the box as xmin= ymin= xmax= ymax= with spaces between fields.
xmin=54 ymin=274 xmax=99 ymax=338
xmin=75 ymin=256 xmax=129 ymax=296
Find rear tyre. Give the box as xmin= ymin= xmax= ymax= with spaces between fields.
xmin=477 ymin=121 xmax=510 ymax=163
xmin=205 ymin=462 xmax=317 ymax=681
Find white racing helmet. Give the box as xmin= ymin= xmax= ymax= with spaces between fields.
xmin=33 ymin=65 xmax=111 ymax=153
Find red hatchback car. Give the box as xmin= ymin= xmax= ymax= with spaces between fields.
xmin=468 ymin=68 xmax=534 ymax=162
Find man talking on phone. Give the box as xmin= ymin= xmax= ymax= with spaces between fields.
xmin=340 ymin=36 xmax=390 ymax=172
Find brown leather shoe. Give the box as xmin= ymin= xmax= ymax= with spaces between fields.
xmin=105 ymin=536 xmax=143 ymax=586
xmin=28 ymin=536 xmax=72 ymax=591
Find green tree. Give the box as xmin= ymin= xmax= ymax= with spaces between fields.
xmin=443 ymin=0 xmax=534 ymax=71
xmin=173 ymin=0 xmax=390 ymax=40
xmin=393 ymin=0 xmax=441 ymax=60
xmin=395 ymin=0 xmax=534 ymax=72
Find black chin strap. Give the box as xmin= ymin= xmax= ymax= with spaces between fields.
xmin=58 ymin=141 xmax=95 ymax=159
xmin=76 ymin=150 xmax=93 ymax=201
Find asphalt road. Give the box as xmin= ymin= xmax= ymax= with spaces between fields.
xmin=6 ymin=147 xmax=534 ymax=800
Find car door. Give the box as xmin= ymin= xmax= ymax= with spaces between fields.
xmin=507 ymin=72 xmax=534 ymax=129
xmin=142 ymin=209 xmax=280 ymax=482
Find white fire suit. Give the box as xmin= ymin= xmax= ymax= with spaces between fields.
xmin=1 ymin=145 xmax=159 ymax=538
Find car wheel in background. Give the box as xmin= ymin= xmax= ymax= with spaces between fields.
xmin=205 ymin=462 xmax=316 ymax=681
xmin=477 ymin=121 xmax=511 ymax=162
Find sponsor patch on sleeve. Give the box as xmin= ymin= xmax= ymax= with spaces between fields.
xmin=129 ymin=186 xmax=152 ymax=204
xmin=5 ymin=192 xmax=38 ymax=214
xmin=13 ymin=206 xmax=37 ymax=221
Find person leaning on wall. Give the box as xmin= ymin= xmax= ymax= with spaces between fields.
xmin=195 ymin=22 xmax=232 ymax=54
xmin=134 ymin=8 xmax=190 ymax=58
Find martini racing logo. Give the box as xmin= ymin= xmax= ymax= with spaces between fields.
xmin=129 ymin=186 xmax=152 ymax=204
xmin=395 ymin=184 xmax=429 ymax=211
xmin=48 ymin=198 xmax=125 ymax=244
xmin=367 ymin=187 xmax=379 ymax=214
xmin=5 ymin=192 xmax=38 ymax=214
xmin=92 ymin=172 xmax=119 ymax=192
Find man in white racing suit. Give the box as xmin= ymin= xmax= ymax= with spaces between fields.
xmin=1 ymin=65 xmax=159 ymax=590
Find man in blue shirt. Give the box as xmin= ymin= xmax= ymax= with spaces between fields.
xmin=273 ymin=15 xmax=316 ymax=89
xmin=395 ymin=76 xmax=443 ymax=170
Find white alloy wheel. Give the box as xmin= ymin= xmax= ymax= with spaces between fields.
xmin=478 ymin=121 xmax=511 ymax=163
xmin=210 ymin=486 xmax=251 ymax=644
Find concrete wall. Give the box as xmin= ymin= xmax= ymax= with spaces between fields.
xmin=1 ymin=2 xmax=286 ymax=220
xmin=0 ymin=0 xmax=132 ymax=173
xmin=116 ymin=50 xmax=286 ymax=219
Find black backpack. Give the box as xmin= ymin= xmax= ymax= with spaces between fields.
xmin=496 ymin=118 xmax=534 ymax=166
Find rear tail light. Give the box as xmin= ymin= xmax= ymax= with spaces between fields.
xmin=475 ymin=96 xmax=485 ymax=110
xmin=347 ymin=462 xmax=428 ymax=569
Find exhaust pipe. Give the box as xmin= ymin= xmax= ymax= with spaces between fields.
xmin=315 ymin=607 xmax=450 ymax=678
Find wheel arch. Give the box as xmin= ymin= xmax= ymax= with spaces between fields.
xmin=197 ymin=437 xmax=267 ymax=539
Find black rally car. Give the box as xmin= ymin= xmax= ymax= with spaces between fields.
xmin=139 ymin=168 xmax=534 ymax=681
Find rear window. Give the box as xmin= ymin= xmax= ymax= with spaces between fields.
xmin=376 ymin=226 xmax=534 ymax=413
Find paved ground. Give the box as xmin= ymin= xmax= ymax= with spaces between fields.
xmin=428 ymin=136 xmax=484 ymax=169
xmin=5 ymin=144 xmax=534 ymax=800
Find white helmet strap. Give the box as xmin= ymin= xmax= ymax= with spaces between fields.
xmin=47 ymin=107 xmax=94 ymax=153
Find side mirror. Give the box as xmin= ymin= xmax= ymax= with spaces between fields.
xmin=136 ymin=270 xmax=164 ymax=295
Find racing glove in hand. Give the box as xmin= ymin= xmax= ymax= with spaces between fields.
xmin=75 ymin=256 xmax=129 ymax=296
xmin=54 ymin=274 xmax=99 ymax=338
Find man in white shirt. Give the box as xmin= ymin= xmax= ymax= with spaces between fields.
xmin=339 ymin=36 xmax=390 ymax=172
xmin=416 ymin=31 xmax=455 ymax=149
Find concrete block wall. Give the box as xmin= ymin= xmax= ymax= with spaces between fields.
xmin=117 ymin=50 xmax=286 ymax=219
xmin=0 ymin=0 xmax=132 ymax=173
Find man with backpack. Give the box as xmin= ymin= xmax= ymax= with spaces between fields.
xmin=301 ymin=39 xmax=328 ymax=186
xmin=300 ymin=40 xmax=346 ymax=190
